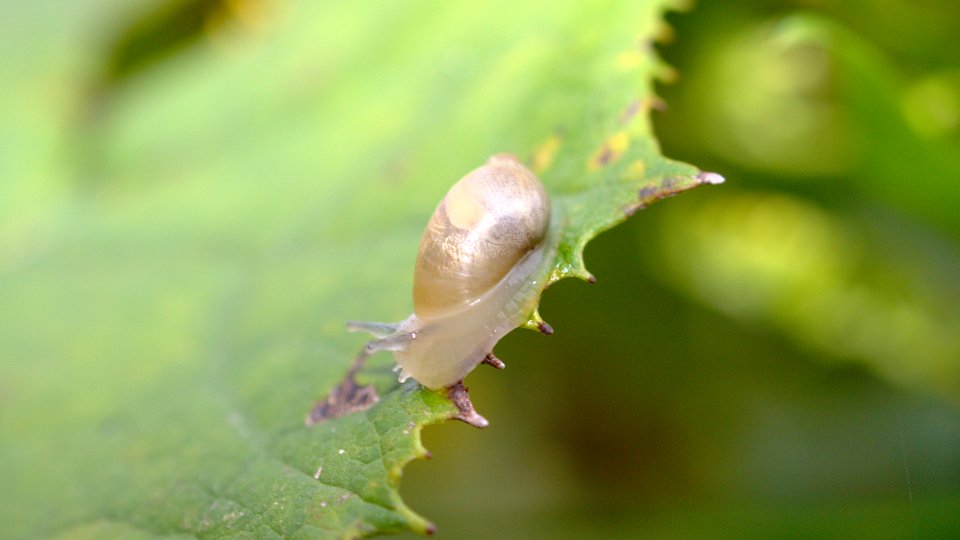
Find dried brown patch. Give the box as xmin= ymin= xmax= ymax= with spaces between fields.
xmin=306 ymin=353 xmax=380 ymax=425
xmin=589 ymin=131 xmax=631 ymax=170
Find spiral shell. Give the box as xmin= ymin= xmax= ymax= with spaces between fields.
xmin=413 ymin=154 xmax=551 ymax=320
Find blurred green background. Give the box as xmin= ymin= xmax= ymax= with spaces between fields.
xmin=2 ymin=0 xmax=958 ymax=538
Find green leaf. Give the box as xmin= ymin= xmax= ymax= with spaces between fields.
xmin=0 ymin=0 xmax=718 ymax=538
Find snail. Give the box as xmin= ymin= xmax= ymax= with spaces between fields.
xmin=348 ymin=154 xmax=555 ymax=427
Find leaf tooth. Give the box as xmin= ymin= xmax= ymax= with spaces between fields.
xmin=649 ymin=94 xmax=667 ymax=112
xmin=653 ymin=60 xmax=679 ymax=83
xmin=550 ymin=239 xmax=593 ymax=285
xmin=521 ymin=309 xmax=554 ymax=336
xmin=447 ymin=383 xmax=489 ymax=429
xmin=653 ymin=19 xmax=676 ymax=44
xmin=663 ymin=0 xmax=694 ymax=14
xmin=537 ymin=320 xmax=554 ymax=336
xmin=564 ymin=265 xmax=596 ymax=284
xmin=482 ymin=353 xmax=506 ymax=369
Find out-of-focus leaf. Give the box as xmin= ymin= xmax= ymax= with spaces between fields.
xmin=646 ymin=11 xmax=960 ymax=402
xmin=773 ymin=14 xmax=960 ymax=236
xmin=0 ymin=0 xmax=717 ymax=538
xmin=652 ymin=191 xmax=960 ymax=399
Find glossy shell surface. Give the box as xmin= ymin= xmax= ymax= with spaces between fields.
xmin=413 ymin=155 xmax=551 ymax=320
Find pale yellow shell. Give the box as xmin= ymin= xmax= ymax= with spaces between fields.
xmin=412 ymin=154 xmax=551 ymax=320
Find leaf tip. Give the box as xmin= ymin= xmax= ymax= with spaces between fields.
xmin=565 ymin=266 xmax=596 ymax=285
xmin=522 ymin=309 xmax=555 ymax=335
xmin=447 ymin=383 xmax=489 ymax=429
xmin=697 ymin=171 xmax=725 ymax=185
xmin=402 ymin=509 xmax=439 ymax=538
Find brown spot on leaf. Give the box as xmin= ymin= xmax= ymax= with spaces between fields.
xmin=589 ymin=131 xmax=630 ymax=170
xmin=619 ymin=100 xmax=640 ymax=124
xmin=306 ymin=353 xmax=379 ymax=425
xmin=638 ymin=184 xmax=659 ymax=201
xmin=594 ymin=146 xmax=613 ymax=167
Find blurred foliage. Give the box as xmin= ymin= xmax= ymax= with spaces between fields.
xmin=1 ymin=0 xmax=959 ymax=539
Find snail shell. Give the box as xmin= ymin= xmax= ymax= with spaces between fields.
xmin=414 ymin=154 xmax=551 ymax=320
xmin=348 ymin=154 xmax=554 ymax=390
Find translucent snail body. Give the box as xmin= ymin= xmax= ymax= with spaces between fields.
xmin=348 ymin=155 xmax=553 ymax=391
